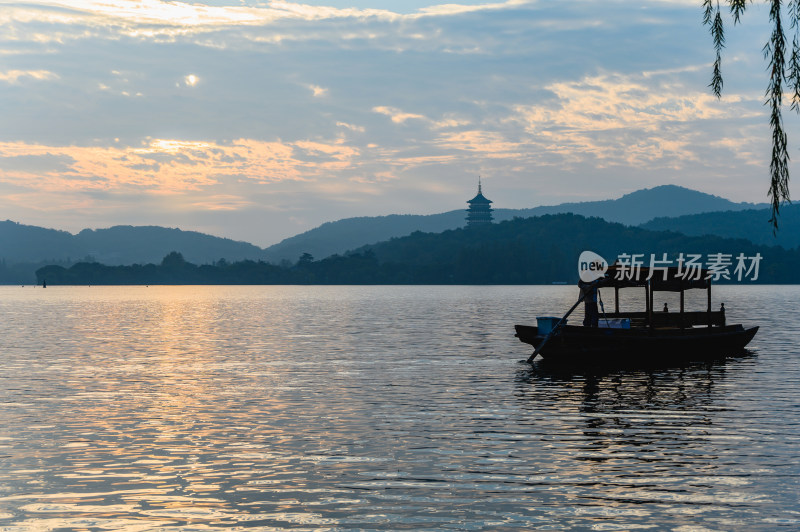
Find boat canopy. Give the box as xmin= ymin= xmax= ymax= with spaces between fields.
xmin=601 ymin=264 xmax=711 ymax=292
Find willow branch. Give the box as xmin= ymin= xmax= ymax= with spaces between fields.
xmin=766 ymin=0 xmax=790 ymax=232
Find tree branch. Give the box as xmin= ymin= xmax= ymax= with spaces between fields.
xmin=707 ymin=1 xmax=792 ymax=232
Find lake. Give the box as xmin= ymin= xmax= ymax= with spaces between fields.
xmin=0 ymin=285 xmax=798 ymax=530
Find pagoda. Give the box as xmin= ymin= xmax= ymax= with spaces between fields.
xmin=466 ymin=178 xmax=493 ymax=226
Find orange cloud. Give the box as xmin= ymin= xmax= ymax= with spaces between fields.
xmin=434 ymin=130 xmax=523 ymax=158
xmin=508 ymin=72 xmax=762 ymax=168
xmin=0 ymin=137 xmax=361 ymax=193
xmin=372 ymin=106 xmax=427 ymax=124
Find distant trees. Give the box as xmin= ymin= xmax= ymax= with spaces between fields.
xmin=161 ymin=251 xmax=187 ymax=268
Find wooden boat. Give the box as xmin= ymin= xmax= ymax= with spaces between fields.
xmin=516 ymin=265 xmax=758 ymax=364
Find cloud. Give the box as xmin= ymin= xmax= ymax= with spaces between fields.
xmin=418 ymin=0 xmax=530 ymax=16
xmin=294 ymin=140 xmax=358 ymax=163
xmin=2 ymin=0 xmax=538 ymax=52
xmin=0 ymin=69 xmax=58 ymax=83
xmin=336 ymin=121 xmax=365 ymax=132
xmin=507 ymin=71 xmax=765 ymax=169
xmin=190 ymin=194 xmax=254 ymax=211
xmin=0 ymin=0 xmax=786 ymax=247
xmin=14 ymin=0 xmax=531 ymax=29
xmin=373 ymin=107 xmax=472 ymax=129
xmin=372 ymin=106 xmax=428 ymax=124
xmin=432 ymin=116 xmax=472 ymax=129
xmin=0 ymin=153 xmax=76 ymax=173
xmin=306 ymin=83 xmax=328 ymax=97
xmin=434 ymin=130 xmax=523 ymax=158
xmin=0 ymin=137 xmax=362 ymax=193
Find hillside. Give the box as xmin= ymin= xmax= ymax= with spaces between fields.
xmin=0 ymin=221 xmax=76 ymax=262
xmin=39 ymin=214 xmax=794 ymax=285
xmin=640 ymin=204 xmax=800 ymax=249
xmin=71 ymin=225 xmax=265 ymax=265
xmin=0 ymin=221 xmax=265 ymax=283
xmin=0 ymin=184 xmax=774 ymax=284
xmin=261 ymin=211 xmax=466 ymax=264
xmin=262 ymin=185 xmax=765 ymax=262
xmin=512 ymin=184 xmax=764 ymax=225
xmin=356 ymin=214 xmax=786 ymax=283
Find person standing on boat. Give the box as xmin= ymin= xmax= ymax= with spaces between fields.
xmin=578 ymin=279 xmax=599 ymax=327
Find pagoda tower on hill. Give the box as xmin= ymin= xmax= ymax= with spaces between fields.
xmin=466 ymin=177 xmax=493 ymax=226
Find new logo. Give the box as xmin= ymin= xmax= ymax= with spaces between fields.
xmin=578 ymin=250 xmax=608 ymax=282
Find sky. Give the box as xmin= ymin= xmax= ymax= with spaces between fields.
xmin=1 ymin=0 xmax=798 ymax=247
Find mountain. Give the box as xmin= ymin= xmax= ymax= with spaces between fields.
xmin=509 ymin=185 xmax=765 ymax=225
xmin=71 ymin=225 xmax=265 ymax=265
xmin=0 ymin=221 xmax=75 ymax=262
xmin=260 ymin=211 xmax=466 ymax=264
xmin=0 ymin=221 xmax=264 ymax=267
xmin=356 ymin=213 xmax=784 ymax=283
xmin=0 ymin=184 xmax=772 ymax=283
xmin=262 ymin=185 xmax=766 ymax=262
xmin=38 ymin=214 xmax=794 ymax=285
xmin=640 ymin=204 xmax=800 ymax=249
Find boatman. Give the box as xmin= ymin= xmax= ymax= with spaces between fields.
xmin=578 ymin=279 xmax=599 ymax=327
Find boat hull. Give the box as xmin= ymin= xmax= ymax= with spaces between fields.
xmin=515 ymin=324 xmax=758 ymax=363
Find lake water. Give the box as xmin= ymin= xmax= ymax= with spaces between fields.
xmin=0 ymin=285 xmax=798 ymax=531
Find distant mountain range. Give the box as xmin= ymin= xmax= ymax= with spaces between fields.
xmin=261 ymin=185 xmax=766 ymax=262
xmin=0 ymin=184 xmax=785 ymax=283
xmin=38 ymin=213 xmax=798 ymax=285
xmin=641 ymin=204 xmax=800 ymax=249
xmin=0 ymin=222 xmax=264 ymax=266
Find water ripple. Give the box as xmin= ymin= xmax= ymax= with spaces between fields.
xmin=0 ymin=285 xmax=798 ymax=530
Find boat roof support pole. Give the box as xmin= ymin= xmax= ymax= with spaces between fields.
xmin=707 ymin=282 xmax=712 ymax=328
xmin=680 ymin=289 xmax=685 ymax=329
xmin=615 ymin=286 xmax=619 ymax=314
xmin=647 ymin=282 xmax=653 ymax=330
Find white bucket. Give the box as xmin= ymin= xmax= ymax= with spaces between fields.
xmin=598 ymin=318 xmax=631 ymax=329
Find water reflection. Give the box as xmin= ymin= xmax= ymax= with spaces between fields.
xmin=512 ymin=355 xmax=783 ymax=526
xmin=0 ymin=286 xmax=798 ymax=530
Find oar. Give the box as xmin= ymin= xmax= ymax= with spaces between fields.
xmin=527 ymin=290 xmax=588 ymax=363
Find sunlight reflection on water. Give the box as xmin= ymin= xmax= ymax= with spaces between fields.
xmin=0 ymin=285 xmax=798 ymax=530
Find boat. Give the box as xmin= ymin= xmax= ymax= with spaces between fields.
xmin=515 ymin=265 xmax=758 ymax=364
